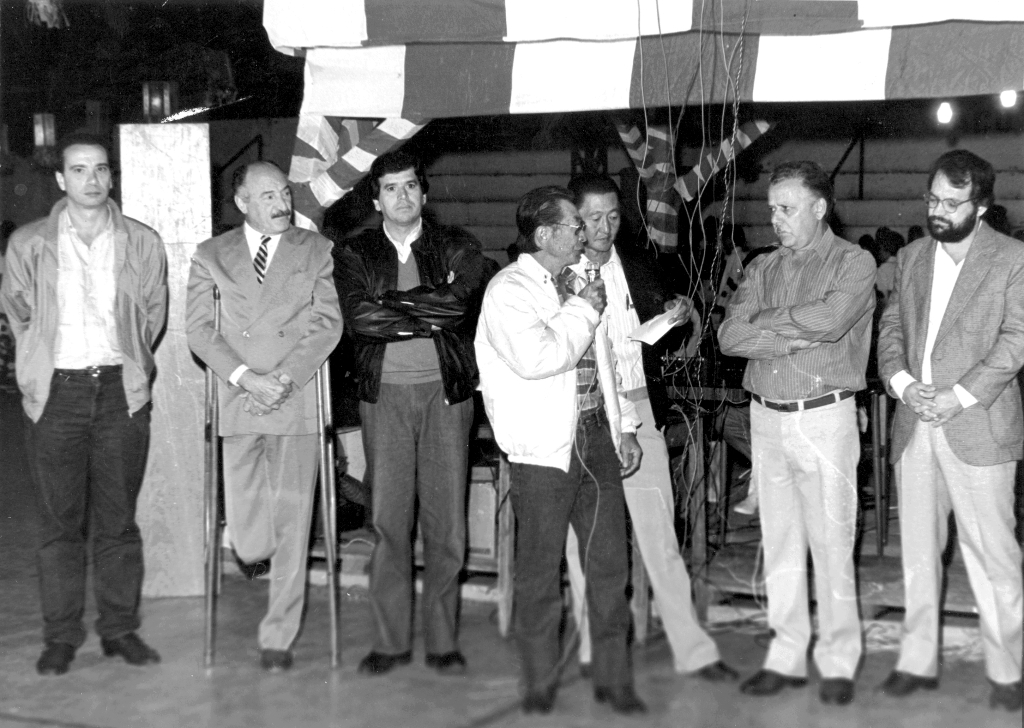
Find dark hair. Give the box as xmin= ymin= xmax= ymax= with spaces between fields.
xmin=369 ymin=149 xmax=429 ymax=198
xmin=875 ymin=226 xmax=905 ymax=257
xmin=907 ymin=224 xmax=925 ymax=243
xmin=231 ymin=160 xmax=284 ymax=197
xmin=769 ymin=161 xmax=834 ymax=215
xmin=567 ymin=174 xmax=620 ymax=208
xmin=928 ymin=150 xmax=995 ymax=209
xmin=56 ymin=131 xmax=110 ymax=171
xmin=515 ymin=186 xmax=574 ymax=255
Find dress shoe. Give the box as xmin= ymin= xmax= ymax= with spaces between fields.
xmin=989 ymin=680 xmax=1023 ymax=711
xmin=695 ymin=660 xmax=740 ymax=682
xmin=521 ymin=685 xmax=556 ymax=714
xmin=36 ymin=643 xmax=76 ymax=676
xmin=357 ymin=650 xmax=412 ymax=676
xmin=100 ymin=633 xmax=160 ymax=666
xmin=594 ymin=685 xmax=648 ymax=715
xmin=739 ymin=669 xmax=808 ymax=696
xmin=259 ymin=649 xmax=293 ymax=672
xmin=234 ymin=551 xmax=270 ymax=580
xmin=425 ymin=651 xmax=466 ymax=675
xmin=819 ymin=678 xmax=856 ymax=706
xmin=876 ymin=670 xmax=938 ymax=697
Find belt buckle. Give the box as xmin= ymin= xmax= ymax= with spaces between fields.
xmin=778 ymin=401 xmax=796 ymax=413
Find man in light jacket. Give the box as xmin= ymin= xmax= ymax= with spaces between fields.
xmin=0 ymin=131 xmax=167 ymax=676
xmin=475 ymin=186 xmax=645 ymax=717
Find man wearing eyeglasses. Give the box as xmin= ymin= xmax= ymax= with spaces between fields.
xmin=719 ymin=161 xmax=876 ymax=706
xmin=475 ymin=186 xmax=646 ymax=716
xmin=877 ymin=150 xmax=1024 ymax=712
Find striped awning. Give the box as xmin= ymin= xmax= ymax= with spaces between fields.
xmin=266 ymin=2 xmax=1024 ymax=119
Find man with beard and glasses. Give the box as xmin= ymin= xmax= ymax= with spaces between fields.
xmin=876 ymin=150 xmax=1024 ymax=712
xmin=187 ymin=161 xmax=342 ymax=671
xmin=719 ymin=161 xmax=876 ymax=706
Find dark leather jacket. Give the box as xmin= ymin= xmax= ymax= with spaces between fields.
xmin=332 ymin=222 xmax=491 ymax=405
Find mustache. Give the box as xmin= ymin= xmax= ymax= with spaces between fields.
xmin=271 ymin=209 xmax=291 ymax=219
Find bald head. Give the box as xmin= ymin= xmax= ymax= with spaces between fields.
xmin=233 ymin=162 xmax=292 ymax=235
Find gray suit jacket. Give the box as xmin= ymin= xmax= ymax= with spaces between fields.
xmin=877 ymin=222 xmax=1024 ymax=466
xmin=186 ymin=226 xmax=342 ymax=436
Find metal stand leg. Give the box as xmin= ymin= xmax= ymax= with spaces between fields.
xmin=315 ymin=361 xmax=340 ymax=668
xmin=203 ymin=288 xmax=221 ymax=668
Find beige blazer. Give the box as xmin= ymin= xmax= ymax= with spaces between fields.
xmin=877 ymin=222 xmax=1024 ymax=466
xmin=186 ymin=226 xmax=342 ymax=436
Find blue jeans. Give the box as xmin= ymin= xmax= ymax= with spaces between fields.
xmin=360 ymin=381 xmax=474 ymax=655
xmin=510 ymin=411 xmax=632 ymax=692
xmin=25 ymin=368 xmax=150 ymax=647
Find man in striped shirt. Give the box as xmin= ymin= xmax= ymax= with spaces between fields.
xmin=719 ymin=161 xmax=876 ymax=706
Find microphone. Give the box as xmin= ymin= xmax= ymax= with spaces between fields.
xmin=584 ymin=261 xmax=601 ymax=284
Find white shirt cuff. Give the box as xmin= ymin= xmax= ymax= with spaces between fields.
xmin=889 ymin=370 xmax=916 ymax=402
xmin=952 ymin=384 xmax=978 ymax=409
xmin=228 ymin=365 xmax=249 ymax=386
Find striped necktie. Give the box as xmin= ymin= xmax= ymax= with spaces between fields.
xmin=254 ymin=235 xmax=270 ymax=284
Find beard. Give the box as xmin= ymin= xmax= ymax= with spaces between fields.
xmin=927 ymin=208 xmax=977 ymax=243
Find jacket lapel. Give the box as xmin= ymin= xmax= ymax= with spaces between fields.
xmin=255 ymin=227 xmax=301 ymax=315
xmin=907 ymin=241 xmax=935 ymax=374
xmin=934 ymin=224 xmax=994 ymax=345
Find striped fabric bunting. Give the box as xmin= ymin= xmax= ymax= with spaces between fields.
xmin=288 ymin=114 xmax=425 ymax=232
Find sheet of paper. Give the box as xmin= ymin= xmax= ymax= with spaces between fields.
xmin=627 ymin=299 xmax=683 ymax=345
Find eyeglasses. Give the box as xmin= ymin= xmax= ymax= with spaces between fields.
xmin=923 ymin=193 xmax=978 ymax=213
xmin=551 ymin=221 xmax=586 ymax=235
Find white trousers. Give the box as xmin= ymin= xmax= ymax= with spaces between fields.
xmin=751 ymin=397 xmax=862 ymax=679
xmin=895 ymin=420 xmax=1023 ymax=683
xmin=567 ymin=396 xmax=721 ymax=673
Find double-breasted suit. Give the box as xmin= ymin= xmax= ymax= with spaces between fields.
xmin=186 ymin=224 xmax=342 ymax=650
xmin=878 ymin=221 xmax=1024 ymax=684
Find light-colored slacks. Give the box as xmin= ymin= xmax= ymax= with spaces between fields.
xmin=895 ymin=419 xmax=1023 ymax=684
xmin=567 ymin=395 xmax=721 ymax=673
xmin=222 ymin=433 xmax=318 ymax=651
xmin=751 ymin=396 xmax=862 ymax=679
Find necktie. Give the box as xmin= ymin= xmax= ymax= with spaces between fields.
xmin=254 ymin=235 xmax=269 ymax=284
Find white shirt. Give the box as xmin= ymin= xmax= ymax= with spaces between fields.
xmin=228 ymin=223 xmax=285 ymax=385
xmin=570 ymin=247 xmax=646 ymax=393
xmin=383 ymin=219 xmax=422 ymax=264
xmin=54 ymin=209 xmax=122 ymax=368
xmin=889 ymin=244 xmax=978 ymax=408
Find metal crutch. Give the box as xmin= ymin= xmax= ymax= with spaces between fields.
xmin=203 ymin=286 xmax=222 ymax=668
xmin=314 ymin=359 xmax=341 ymax=667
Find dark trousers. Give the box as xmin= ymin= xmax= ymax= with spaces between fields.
xmin=25 ymin=369 xmax=150 ymax=647
xmin=509 ymin=411 xmax=632 ymax=692
xmin=360 ymin=381 xmax=474 ymax=655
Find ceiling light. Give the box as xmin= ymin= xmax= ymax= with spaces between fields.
xmin=999 ymin=90 xmax=1018 ymax=108
xmin=936 ymin=102 xmax=953 ymax=124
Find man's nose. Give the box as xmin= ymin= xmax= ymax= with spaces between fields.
xmin=598 ymin=217 xmax=610 ymax=234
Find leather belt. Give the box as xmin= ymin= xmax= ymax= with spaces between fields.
xmin=53 ymin=365 xmax=123 ymax=378
xmin=752 ymin=389 xmax=854 ymax=413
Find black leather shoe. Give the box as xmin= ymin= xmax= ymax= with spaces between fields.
xmin=876 ymin=670 xmax=938 ymax=697
xmin=522 ymin=685 xmax=556 ymax=714
xmin=357 ymin=650 xmax=412 ymax=675
xmin=989 ymin=680 xmax=1023 ymax=711
xmin=594 ymin=685 xmax=648 ymax=714
xmin=234 ymin=552 xmax=270 ymax=580
xmin=695 ymin=660 xmax=740 ymax=682
xmin=739 ymin=669 xmax=807 ymax=696
xmin=100 ymin=633 xmax=160 ymax=665
xmin=36 ymin=643 xmax=76 ymax=676
xmin=819 ymin=678 xmax=856 ymax=705
xmin=259 ymin=649 xmax=293 ymax=672
xmin=425 ymin=651 xmax=466 ymax=675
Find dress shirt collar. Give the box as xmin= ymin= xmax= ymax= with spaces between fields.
xmin=778 ymin=225 xmax=830 ymax=258
xmin=243 ymin=222 xmax=283 ymax=249
xmin=383 ymin=219 xmax=423 ymax=264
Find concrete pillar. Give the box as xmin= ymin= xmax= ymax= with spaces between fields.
xmin=119 ymin=124 xmax=211 ymax=597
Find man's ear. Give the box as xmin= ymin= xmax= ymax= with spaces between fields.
xmin=372 ymin=199 xmax=381 ymax=212
xmin=813 ymin=197 xmax=827 ymax=221
xmin=55 ymin=172 xmax=66 ymax=192
xmin=234 ymin=194 xmax=247 ymax=215
xmin=975 ymin=203 xmax=989 ymax=220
